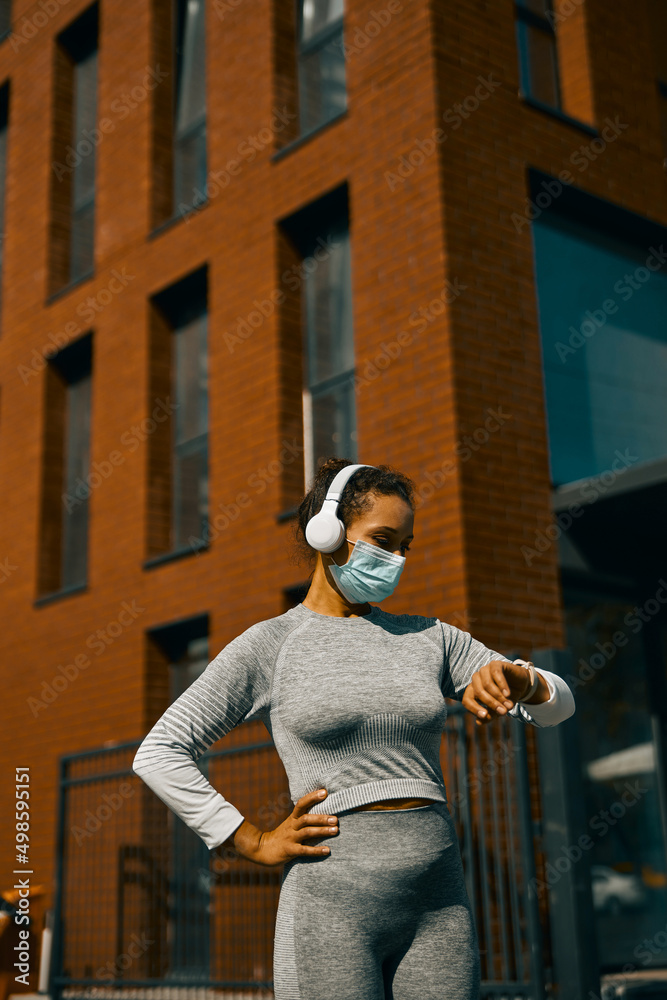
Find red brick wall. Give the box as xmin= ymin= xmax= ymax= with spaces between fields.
xmin=0 ymin=0 xmax=665 ymax=965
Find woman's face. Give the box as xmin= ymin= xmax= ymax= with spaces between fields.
xmin=327 ymin=493 xmax=415 ymax=570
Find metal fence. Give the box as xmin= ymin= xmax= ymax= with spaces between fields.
xmin=50 ymin=703 xmax=549 ymax=1000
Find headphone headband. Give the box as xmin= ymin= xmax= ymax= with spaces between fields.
xmin=305 ymin=463 xmax=376 ymax=553
xmin=323 ymin=463 xmax=373 ymax=502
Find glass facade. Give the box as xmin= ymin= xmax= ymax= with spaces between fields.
xmin=563 ymin=587 xmax=667 ymax=971
xmin=530 ymin=212 xmax=667 ymax=487
xmin=532 ymin=201 xmax=667 ymax=976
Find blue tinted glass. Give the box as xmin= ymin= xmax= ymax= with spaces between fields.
xmin=530 ymin=213 xmax=667 ymax=486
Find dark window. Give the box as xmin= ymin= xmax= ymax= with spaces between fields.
xmin=50 ymin=4 xmax=98 ymax=293
xmin=37 ymin=333 xmax=93 ymax=598
xmin=297 ymin=0 xmax=346 ymax=136
xmin=174 ymin=0 xmax=206 ymax=211
xmin=146 ymin=266 xmax=208 ymax=561
xmin=0 ymin=83 xmax=9 ymax=329
xmin=70 ymin=44 xmax=97 ymax=281
xmin=515 ymin=0 xmax=562 ymax=111
xmin=0 ymin=1 xmax=10 ymax=39
xmin=658 ymin=80 xmax=667 ymax=170
xmin=150 ymin=0 xmax=206 ymax=227
xmin=279 ymin=184 xmax=356 ymax=490
xmin=146 ymin=614 xmax=211 ymax=979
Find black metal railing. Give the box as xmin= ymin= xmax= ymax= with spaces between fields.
xmin=50 ymin=705 xmax=548 ymax=1000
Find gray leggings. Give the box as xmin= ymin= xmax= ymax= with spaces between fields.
xmin=273 ymin=800 xmax=481 ymax=999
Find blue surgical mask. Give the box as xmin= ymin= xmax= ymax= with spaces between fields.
xmin=328 ymin=537 xmax=406 ymax=604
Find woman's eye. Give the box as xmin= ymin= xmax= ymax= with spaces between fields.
xmin=374 ymin=536 xmax=410 ymax=553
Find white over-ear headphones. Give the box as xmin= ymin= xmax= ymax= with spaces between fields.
xmin=304 ymin=463 xmax=376 ymax=553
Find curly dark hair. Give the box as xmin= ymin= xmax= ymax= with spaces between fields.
xmin=289 ymin=457 xmax=417 ymax=574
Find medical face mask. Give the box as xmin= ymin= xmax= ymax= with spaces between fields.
xmin=328 ymin=537 xmax=406 ymax=604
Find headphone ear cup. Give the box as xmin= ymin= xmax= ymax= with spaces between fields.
xmin=305 ymin=511 xmax=346 ymax=553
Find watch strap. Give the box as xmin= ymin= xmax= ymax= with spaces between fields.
xmin=518 ymin=660 xmax=539 ymax=702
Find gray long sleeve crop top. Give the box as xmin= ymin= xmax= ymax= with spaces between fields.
xmin=132 ymin=602 xmax=576 ymax=850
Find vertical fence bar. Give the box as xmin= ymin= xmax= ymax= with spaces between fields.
xmin=513 ymin=715 xmax=546 ymax=999
xmin=501 ymin=725 xmax=526 ymax=982
xmin=49 ymin=753 xmax=68 ymax=1000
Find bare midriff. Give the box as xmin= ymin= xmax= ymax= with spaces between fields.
xmin=346 ymin=797 xmax=434 ymax=812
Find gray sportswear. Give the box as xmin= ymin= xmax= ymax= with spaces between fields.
xmin=132 ymin=602 xmax=575 ymax=850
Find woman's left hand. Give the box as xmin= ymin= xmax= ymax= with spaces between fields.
xmin=461 ymin=660 xmax=531 ymax=726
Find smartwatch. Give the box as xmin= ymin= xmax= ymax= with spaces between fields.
xmin=518 ymin=661 xmax=539 ymax=702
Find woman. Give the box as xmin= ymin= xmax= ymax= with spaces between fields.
xmin=133 ymin=458 xmax=575 ymax=999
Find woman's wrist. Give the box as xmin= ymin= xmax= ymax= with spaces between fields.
xmin=517 ymin=662 xmax=538 ymax=702
xmin=223 ymin=818 xmax=263 ymax=861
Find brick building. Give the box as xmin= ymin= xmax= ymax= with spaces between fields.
xmin=1 ymin=0 xmax=667 ymax=996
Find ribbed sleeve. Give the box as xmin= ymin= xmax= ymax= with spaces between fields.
xmin=440 ymin=623 xmax=575 ymax=727
xmin=132 ymin=623 xmax=273 ymax=851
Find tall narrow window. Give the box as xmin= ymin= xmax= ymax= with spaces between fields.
xmin=0 ymin=82 xmax=9 ymax=329
xmin=146 ymin=266 xmax=208 ymax=564
xmin=151 ymin=0 xmax=206 ymax=227
xmin=49 ymin=4 xmax=98 ymax=294
xmin=515 ymin=0 xmax=562 ymax=111
xmin=297 ymin=0 xmax=346 ymax=136
xmin=659 ymin=81 xmax=667 ymax=170
xmin=647 ymin=0 xmax=667 ymax=169
xmin=145 ymin=615 xmax=210 ymax=979
xmin=0 ymin=1 xmax=10 ymax=39
xmin=37 ymin=333 xmax=93 ymax=600
xmin=279 ymin=185 xmax=356 ymax=493
xmin=174 ymin=0 xmax=206 ymax=209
